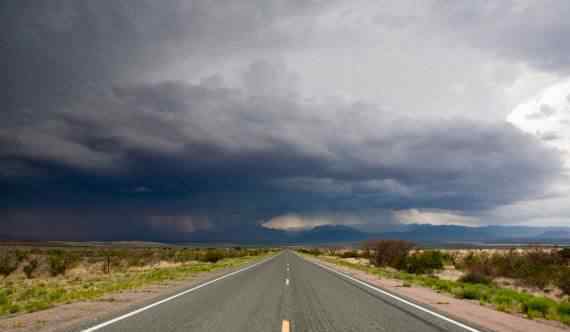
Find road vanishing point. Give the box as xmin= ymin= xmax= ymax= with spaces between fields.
xmin=77 ymin=251 xmax=483 ymax=332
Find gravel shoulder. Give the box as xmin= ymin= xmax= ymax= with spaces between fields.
xmin=307 ymin=255 xmax=569 ymax=332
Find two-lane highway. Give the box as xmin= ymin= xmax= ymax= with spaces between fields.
xmin=78 ymin=251 xmax=482 ymax=332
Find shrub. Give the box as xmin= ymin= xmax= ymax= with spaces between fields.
xmin=297 ymin=248 xmax=322 ymax=256
xmin=558 ymin=267 xmax=570 ymax=296
xmin=201 ymin=250 xmax=224 ymax=263
xmin=325 ymin=248 xmax=339 ymax=256
xmin=492 ymin=294 xmax=514 ymax=308
xmin=518 ymin=250 xmax=561 ymax=289
xmin=0 ymin=252 xmax=19 ymax=278
xmin=23 ymin=259 xmax=39 ymax=279
xmin=459 ymin=252 xmax=496 ymax=277
xmin=0 ymin=290 xmax=8 ymax=306
xmin=458 ymin=249 xmax=563 ymax=290
xmin=459 ymin=271 xmax=493 ymax=285
xmin=524 ymin=297 xmax=554 ymax=318
xmin=462 ymin=286 xmax=483 ymax=300
xmin=431 ymin=279 xmax=454 ymax=293
xmin=173 ymin=249 xmax=198 ymax=263
xmin=370 ymin=240 xmax=415 ymax=269
xmin=559 ymin=248 xmax=570 ymax=262
xmin=404 ymin=250 xmax=444 ymax=274
xmin=451 ymin=286 xmax=465 ymax=298
xmin=339 ymin=251 xmax=359 ymax=259
xmin=48 ymin=250 xmax=79 ymax=276
xmin=48 ymin=255 xmax=66 ymax=276
xmin=559 ymin=301 xmax=570 ymax=317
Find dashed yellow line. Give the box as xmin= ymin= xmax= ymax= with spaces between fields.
xmin=281 ymin=320 xmax=290 ymax=332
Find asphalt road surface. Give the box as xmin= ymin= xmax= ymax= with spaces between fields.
xmin=78 ymin=251 xmax=483 ymax=332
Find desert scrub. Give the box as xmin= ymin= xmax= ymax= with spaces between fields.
xmin=0 ymin=254 xmax=266 ymax=317
xmin=523 ymin=297 xmax=557 ymax=319
xmin=459 ymin=271 xmax=493 ymax=285
xmin=403 ymin=250 xmax=444 ymax=274
xmin=47 ymin=250 xmax=80 ymax=276
xmin=0 ymin=252 xmax=20 ymax=278
xmin=23 ymin=259 xmax=39 ymax=279
xmin=314 ymin=255 xmax=570 ymax=325
xmin=558 ymin=302 xmax=570 ymax=324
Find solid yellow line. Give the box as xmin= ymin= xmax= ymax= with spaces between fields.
xmin=282 ymin=320 xmax=290 ymax=332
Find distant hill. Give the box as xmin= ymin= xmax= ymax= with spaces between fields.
xmin=180 ymin=224 xmax=570 ymax=245
xmin=3 ymin=224 xmax=570 ymax=245
xmin=375 ymin=224 xmax=570 ymax=244
xmin=536 ymin=230 xmax=570 ymax=239
xmin=181 ymin=224 xmax=368 ymax=244
xmin=293 ymin=225 xmax=367 ymax=243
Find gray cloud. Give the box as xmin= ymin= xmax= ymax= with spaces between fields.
xmin=1 ymin=63 xmax=563 ymax=238
xmin=0 ymin=0 xmax=330 ymax=113
xmin=429 ymin=1 xmax=570 ymax=73
xmin=1 ymin=1 xmax=568 ymax=240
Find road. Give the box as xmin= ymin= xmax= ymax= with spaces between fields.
xmin=78 ymin=251 xmax=482 ymax=332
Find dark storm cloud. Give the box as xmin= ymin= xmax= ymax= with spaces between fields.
xmin=0 ymin=0 xmax=329 ymax=112
xmin=1 ymin=73 xmax=563 ymax=238
xmin=0 ymin=1 xmax=567 ymax=240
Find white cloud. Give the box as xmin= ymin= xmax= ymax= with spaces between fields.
xmin=507 ymin=78 xmax=570 ymax=167
xmin=394 ymin=209 xmax=480 ymax=227
xmin=261 ymin=214 xmax=331 ymax=230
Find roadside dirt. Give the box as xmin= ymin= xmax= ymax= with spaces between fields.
xmin=0 ymin=263 xmax=254 ymax=332
xmin=309 ymin=256 xmax=570 ymax=332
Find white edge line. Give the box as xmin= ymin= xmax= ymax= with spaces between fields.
xmin=303 ymin=256 xmax=482 ymax=332
xmin=81 ymin=254 xmax=277 ymax=332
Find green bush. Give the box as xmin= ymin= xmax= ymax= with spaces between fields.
xmin=558 ymin=301 xmax=570 ymax=317
xmin=404 ymin=250 xmax=444 ymax=274
xmin=451 ymin=286 xmax=465 ymax=298
xmin=0 ymin=290 xmax=8 ymax=306
xmin=462 ymin=286 xmax=483 ymax=300
xmin=431 ymin=279 xmax=454 ymax=293
xmin=524 ymin=297 xmax=554 ymax=318
xmin=492 ymin=293 xmax=514 ymax=307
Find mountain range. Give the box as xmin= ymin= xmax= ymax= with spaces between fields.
xmin=176 ymin=224 xmax=570 ymax=245
xmin=2 ymin=224 xmax=569 ymax=245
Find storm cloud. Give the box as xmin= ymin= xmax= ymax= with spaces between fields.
xmin=1 ymin=1 xmax=568 ymax=240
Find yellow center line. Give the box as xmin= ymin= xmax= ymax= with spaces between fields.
xmin=281 ymin=320 xmax=290 ymax=332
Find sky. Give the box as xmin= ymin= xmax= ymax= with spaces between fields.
xmin=1 ymin=0 xmax=569 ymax=241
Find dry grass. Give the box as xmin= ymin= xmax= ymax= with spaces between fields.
xmin=0 ymin=246 xmax=274 ymax=317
